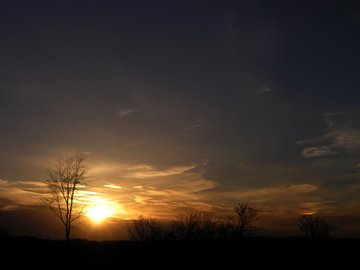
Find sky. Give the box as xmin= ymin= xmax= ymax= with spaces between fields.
xmin=1 ymin=0 xmax=360 ymax=239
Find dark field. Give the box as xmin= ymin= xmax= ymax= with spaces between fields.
xmin=1 ymin=236 xmax=357 ymax=269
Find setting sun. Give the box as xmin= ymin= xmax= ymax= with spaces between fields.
xmin=87 ymin=205 xmax=114 ymax=223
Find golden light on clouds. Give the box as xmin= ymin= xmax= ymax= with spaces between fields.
xmin=0 ymin=162 xmax=327 ymax=226
xmin=104 ymin=184 xmax=122 ymax=189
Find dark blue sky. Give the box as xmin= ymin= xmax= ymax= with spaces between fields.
xmin=0 ymin=0 xmax=360 ymax=238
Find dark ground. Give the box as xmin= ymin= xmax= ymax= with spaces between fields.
xmin=0 ymin=236 xmax=358 ymax=269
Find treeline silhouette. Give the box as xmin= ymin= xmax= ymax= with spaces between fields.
xmin=128 ymin=202 xmax=332 ymax=241
xmin=128 ymin=203 xmax=258 ymax=241
xmin=0 ymin=207 xmax=356 ymax=269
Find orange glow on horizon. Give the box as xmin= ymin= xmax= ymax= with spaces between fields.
xmin=301 ymin=210 xmax=316 ymax=216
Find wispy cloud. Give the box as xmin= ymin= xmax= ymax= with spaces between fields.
xmin=255 ymin=83 xmax=271 ymax=94
xmin=300 ymin=111 xmax=360 ymax=159
xmin=126 ymin=164 xmax=196 ymax=178
xmin=0 ymin=179 xmax=9 ymax=186
xmin=0 ymin=179 xmax=46 ymax=210
xmin=116 ymin=108 xmax=138 ymax=119
xmin=210 ymin=184 xmax=318 ymax=202
xmin=82 ymin=160 xmax=219 ymax=218
xmin=302 ymin=146 xmax=335 ymax=158
xmin=112 ymin=177 xmax=218 ymax=217
xmin=104 ymin=184 xmax=122 ymax=189
xmin=184 ymin=123 xmax=203 ymax=131
xmin=90 ymin=161 xmax=202 ymax=180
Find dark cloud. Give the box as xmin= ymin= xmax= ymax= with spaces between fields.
xmin=300 ymin=111 xmax=360 ymax=176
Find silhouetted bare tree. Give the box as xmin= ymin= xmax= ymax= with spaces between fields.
xmin=128 ymin=216 xmax=165 ymax=242
xmin=171 ymin=212 xmax=218 ymax=240
xmin=232 ymin=203 xmax=258 ymax=237
xmin=299 ymin=215 xmax=331 ymax=239
xmin=128 ymin=216 xmax=164 ymax=242
xmin=43 ymin=153 xmax=87 ymax=241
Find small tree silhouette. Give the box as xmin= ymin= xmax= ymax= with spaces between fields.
xmin=42 ymin=153 xmax=88 ymax=241
xmin=171 ymin=212 xmax=218 ymax=241
xmin=232 ymin=202 xmax=258 ymax=238
xmin=299 ymin=215 xmax=331 ymax=239
xmin=128 ymin=216 xmax=164 ymax=242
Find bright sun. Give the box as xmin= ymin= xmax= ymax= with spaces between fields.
xmin=87 ymin=205 xmax=114 ymax=223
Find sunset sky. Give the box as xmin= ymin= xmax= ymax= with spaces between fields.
xmin=1 ymin=0 xmax=360 ymax=239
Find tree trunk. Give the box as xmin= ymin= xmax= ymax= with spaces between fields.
xmin=66 ymin=225 xmax=70 ymax=241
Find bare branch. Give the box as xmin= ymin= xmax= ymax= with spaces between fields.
xmin=128 ymin=216 xmax=165 ymax=242
xmin=232 ymin=202 xmax=259 ymax=238
xmin=42 ymin=153 xmax=88 ymax=241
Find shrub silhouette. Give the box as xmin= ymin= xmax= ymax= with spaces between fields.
xmin=299 ymin=215 xmax=331 ymax=239
xmin=128 ymin=216 xmax=164 ymax=242
xmin=171 ymin=212 xmax=218 ymax=241
xmin=231 ymin=203 xmax=258 ymax=238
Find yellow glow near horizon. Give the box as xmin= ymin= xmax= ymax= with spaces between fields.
xmin=86 ymin=204 xmax=114 ymax=223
